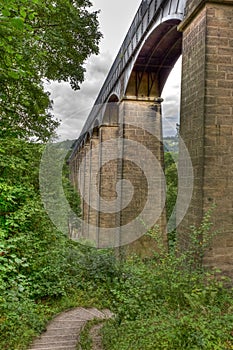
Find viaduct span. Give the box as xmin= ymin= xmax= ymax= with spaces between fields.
xmin=69 ymin=0 xmax=233 ymax=275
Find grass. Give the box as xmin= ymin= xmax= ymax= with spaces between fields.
xmin=1 ymin=214 xmax=233 ymax=350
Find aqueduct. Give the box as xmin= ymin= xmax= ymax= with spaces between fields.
xmin=69 ymin=0 xmax=233 ymax=275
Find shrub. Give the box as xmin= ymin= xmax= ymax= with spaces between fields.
xmin=102 ymin=212 xmax=233 ymax=349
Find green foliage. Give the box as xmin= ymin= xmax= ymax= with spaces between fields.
xmin=102 ymin=218 xmax=233 ymax=350
xmin=103 ymin=305 xmax=233 ymax=350
xmin=0 ymin=135 xmax=232 ymax=350
xmin=0 ymin=138 xmax=82 ymax=348
xmin=0 ymin=0 xmax=101 ymax=140
xmin=78 ymin=319 xmax=104 ymax=350
xmin=1 ymin=156 xmax=233 ymax=350
xmin=39 ymin=141 xmax=82 ymax=235
xmin=1 ymin=140 xmax=232 ymax=350
xmin=63 ymin=153 xmax=81 ymax=219
xmin=181 ymin=207 xmax=218 ymax=271
xmin=163 ymin=136 xmax=179 ymax=153
xmin=0 ymin=2 xmax=103 ymax=348
xmin=164 ymin=152 xmax=178 ymax=227
xmin=0 ymin=138 xmax=121 ymax=349
xmin=78 ymin=248 xmax=121 ymax=283
xmin=0 ymin=297 xmax=44 ymax=349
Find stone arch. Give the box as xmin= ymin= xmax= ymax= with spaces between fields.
xmin=125 ymin=19 xmax=182 ymax=98
xmin=107 ymin=93 xmax=119 ymax=103
xmin=92 ymin=126 xmax=100 ymax=139
xmin=83 ymin=132 xmax=90 ymax=144
xmin=92 ymin=119 xmax=100 ymax=132
xmin=102 ymin=94 xmax=119 ymax=125
xmin=88 ymin=119 xmax=100 ymax=138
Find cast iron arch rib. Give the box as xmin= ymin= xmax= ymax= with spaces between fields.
xmin=125 ymin=19 xmax=182 ymax=97
xmin=70 ymin=0 xmax=187 ymax=156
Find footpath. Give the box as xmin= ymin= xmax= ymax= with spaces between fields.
xmin=28 ymin=307 xmax=113 ymax=350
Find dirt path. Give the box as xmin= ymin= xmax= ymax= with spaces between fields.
xmin=89 ymin=323 xmax=105 ymax=350
xmin=28 ymin=307 xmax=113 ymax=350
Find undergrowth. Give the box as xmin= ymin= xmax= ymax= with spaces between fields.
xmin=77 ymin=318 xmax=105 ymax=350
xmin=101 ymin=210 xmax=233 ymax=349
xmin=1 ymin=202 xmax=233 ymax=349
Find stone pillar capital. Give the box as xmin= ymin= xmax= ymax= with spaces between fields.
xmin=154 ymin=97 xmax=164 ymax=104
xmin=178 ymin=0 xmax=233 ymax=31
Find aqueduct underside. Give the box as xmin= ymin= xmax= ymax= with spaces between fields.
xmin=69 ymin=0 xmax=233 ymax=276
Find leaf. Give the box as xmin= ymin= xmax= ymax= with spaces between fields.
xmin=8 ymin=70 xmax=20 ymax=79
xmin=2 ymin=9 xmax=11 ymax=17
xmin=20 ymin=8 xmax=27 ymax=19
xmin=28 ymin=12 xmax=37 ymax=20
xmin=1 ymin=0 xmax=101 ymax=141
xmin=11 ymin=17 xmax=25 ymax=29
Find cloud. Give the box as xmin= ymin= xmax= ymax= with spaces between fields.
xmin=45 ymin=51 xmax=113 ymax=141
xmin=44 ymin=1 xmax=181 ymax=141
xmin=45 ymin=54 xmax=181 ymax=140
xmin=162 ymin=57 xmax=182 ymax=136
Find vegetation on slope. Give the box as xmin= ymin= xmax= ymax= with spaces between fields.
xmin=1 ymin=0 xmax=101 ymax=140
xmin=1 ymin=2 xmax=233 ymax=350
xmin=0 ymin=1 xmax=101 ymax=347
xmin=101 ymin=222 xmax=233 ymax=350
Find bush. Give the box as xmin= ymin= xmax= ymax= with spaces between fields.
xmin=1 ymin=139 xmax=232 ymax=350
xmin=102 ymin=214 xmax=233 ymax=350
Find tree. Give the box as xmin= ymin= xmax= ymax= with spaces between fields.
xmin=164 ymin=152 xmax=178 ymax=222
xmin=0 ymin=3 xmax=100 ymax=344
xmin=0 ymin=0 xmax=102 ymax=141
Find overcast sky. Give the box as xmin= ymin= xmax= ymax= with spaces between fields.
xmin=45 ymin=0 xmax=181 ymax=140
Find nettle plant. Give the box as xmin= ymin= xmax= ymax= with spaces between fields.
xmin=148 ymin=206 xmax=218 ymax=269
xmin=101 ymin=208 xmax=233 ymax=350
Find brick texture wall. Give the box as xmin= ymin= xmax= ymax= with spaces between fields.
xmin=118 ymin=99 xmax=167 ymax=256
xmin=98 ymin=125 xmax=119 ymax=247
xmin=178 ymin=0 xmax=233 ymax=275
xmin=70 ymin=98 xmax=167 ymax=253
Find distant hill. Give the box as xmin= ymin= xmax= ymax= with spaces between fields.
xmin=163 ymin=136 xmax=179 ymax=153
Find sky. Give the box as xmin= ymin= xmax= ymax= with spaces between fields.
xmin=45 ymin=0 xmax=181 ymax=140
